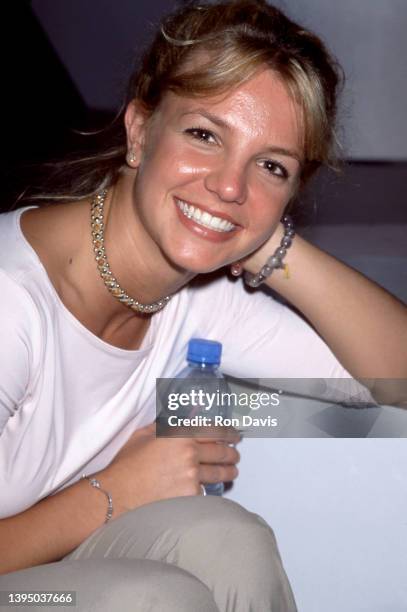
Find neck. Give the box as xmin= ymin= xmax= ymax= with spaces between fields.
xmin=101 ymin=175 xmax=195 ymax=307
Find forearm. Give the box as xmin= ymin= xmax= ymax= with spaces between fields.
xmin=0 ymin=474 xmax=110 ymax=575
xmin=244 ymin=225 xmax=407 ymax=380
xmin=0 ymin=430 xmax=240 ymax=575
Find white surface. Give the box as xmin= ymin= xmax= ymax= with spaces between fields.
xmin=226 ymin=438 xmax=407 ymax=612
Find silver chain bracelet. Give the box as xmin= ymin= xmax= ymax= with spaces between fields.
xmin=82 ymin=474 xmax=114 ymax=523
xmin=244 ymin=215 xmax=295 ymax=288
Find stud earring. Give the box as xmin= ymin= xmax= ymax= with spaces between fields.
xmin=127 ymin=149 xmax=137 ymax=166
xmin=230 ymin=261 xmax=243 ymax=276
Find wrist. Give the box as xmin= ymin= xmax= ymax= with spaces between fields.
xmin=243 ymin=215 xmax=295 ymax=287
xmin=90 ymin=468 xmax=130 ymax=521
xmin=82 ymin=474 xmax=113 ymax=523
xmin=241 ymin=223 xmax=285 ymax=275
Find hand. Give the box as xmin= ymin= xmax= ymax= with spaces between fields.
xmin=229 ymin=222 xmax=284 ymax=277
xmin=195 ymin=428 xmax=241 ymax=486
xmin=98 ymin=423 xmax=240 ymax=517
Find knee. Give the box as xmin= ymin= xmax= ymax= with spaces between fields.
xmin=178 ymin=497 xmax=282 ymax=574
xmin=170 ymin=497 xmax=297 ymax=610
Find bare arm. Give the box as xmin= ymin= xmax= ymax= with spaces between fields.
xmin=0 ymin=424 xmax=240 ymax=575
xmin=243 ymin=225 xmax=407 ymax=402
xmin=0 ymin=477 xmax=109 ymax=575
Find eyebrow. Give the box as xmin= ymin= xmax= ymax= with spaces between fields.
xmin=180 ymin=108 xmax=303 ymax=164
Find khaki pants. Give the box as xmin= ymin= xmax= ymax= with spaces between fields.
xmin=1 ymin=496 xmax=297 ymax=611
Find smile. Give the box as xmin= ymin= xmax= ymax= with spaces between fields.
xmin=175 ymin=198 xmax=236 ymax=233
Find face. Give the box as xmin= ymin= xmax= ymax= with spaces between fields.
xmin=125 ymin=67 xmax=303 ymax=273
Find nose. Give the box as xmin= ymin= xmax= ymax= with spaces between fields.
xmin=204 ymin=160 xmax=248 ymax=205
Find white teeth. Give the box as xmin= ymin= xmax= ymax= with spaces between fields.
xmin=176 ymin=200 xmax=236 ymax=232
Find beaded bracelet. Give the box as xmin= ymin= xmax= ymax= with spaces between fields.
xmin=82 ymin=474 xmax=114 ymax=523
xmin=244 ymin=215 xmax=295 ymax=288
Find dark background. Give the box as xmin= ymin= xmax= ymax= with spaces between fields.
xmin=2 ymin=1 xmax=406 ymax=228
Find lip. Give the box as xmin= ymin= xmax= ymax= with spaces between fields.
xmin=174 ymin=196 xmax=241 ymax=243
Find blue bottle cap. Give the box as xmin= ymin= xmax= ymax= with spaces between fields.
xmin=187 ymin=338 xmax=222 ymax=365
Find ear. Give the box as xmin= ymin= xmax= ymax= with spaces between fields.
xmin=124 ymin=100 xmax=149 ymax=167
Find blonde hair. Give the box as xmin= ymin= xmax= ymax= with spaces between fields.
xmin=24 ymin=0 xmax=343 ymax=202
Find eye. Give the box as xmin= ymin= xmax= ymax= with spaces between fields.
xmin=260 ymin=159 xmax=289 ymax=179
xmin=184 ymin=127 xmax=217 ymax=144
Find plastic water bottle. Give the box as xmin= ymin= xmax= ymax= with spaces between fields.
xmin=175 ymin=338 xmax=228 ymax=496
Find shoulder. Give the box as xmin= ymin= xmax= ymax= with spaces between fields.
xmin=0 ymin=208 xmax=46 ymax=358
xmin=0 ymin=207 xmax=56 ymax=323
xmin=0 ymin=207 xmax=39 ymax=279
xmin=186 ymin=271 xmax=285 ymax=321
xmin=0 ymin=207 xmax=46 ymax=327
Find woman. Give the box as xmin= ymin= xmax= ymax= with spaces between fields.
xmin=0 ymin=1 xmax=406 ymax=610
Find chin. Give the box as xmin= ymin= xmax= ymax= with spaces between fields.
xmin=164 ymin=248 xmax=229 ymax=275
xmin=162 ymin=244 xmax=234 ymax=274
xmin=181 ymin=259 xmax=227 ymax=275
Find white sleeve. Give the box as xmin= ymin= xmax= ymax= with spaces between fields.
xmin=0 ymin=271 xmax=36 ymax=436
xmin=202 ymin=279 xmax=374 ymax=405
xmin=197 ymin=279 xmax=348 ymax=378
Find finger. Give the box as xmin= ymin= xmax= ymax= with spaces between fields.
xmin=199 ymin=463 xmax=239 ymax=484
xmin=197 ymin=442 xmax=240 ymax=465
xmin=194 ymin=425 xmax=241 ymax=445
xmin=160 ymin=424 xmax=242 ymax=444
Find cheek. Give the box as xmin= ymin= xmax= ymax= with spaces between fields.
xmin=168 ymin=146 xmax=216 ymax=180
xmin=249 ymin=191 xmax=289 ymax=230
xmin=249 ymin=221 xmax=280 ymax=252
xmin=141 ymin=153 xmax=205 ymax=187
xmin=142 ymin=133 xmax=208 ymax=180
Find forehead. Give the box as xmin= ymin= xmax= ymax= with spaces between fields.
xmin=159 ymin=68 xmax=303 ymax=154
